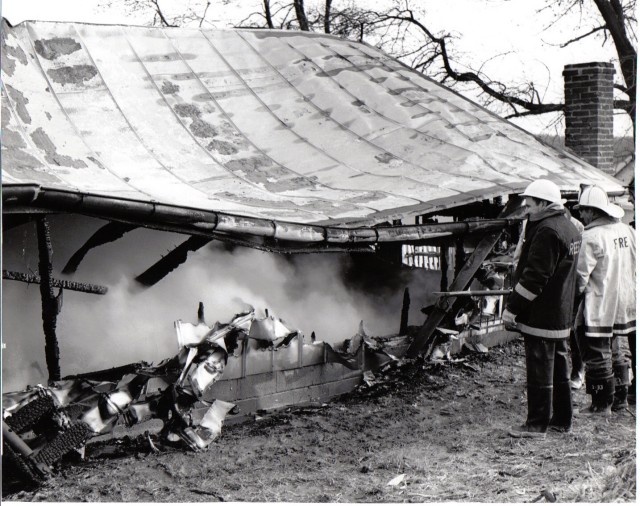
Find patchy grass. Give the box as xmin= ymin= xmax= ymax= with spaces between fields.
xmin=4 ymin=340 xmax=636 ymax=503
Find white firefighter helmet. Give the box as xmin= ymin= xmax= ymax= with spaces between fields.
xmin=576 ymin=185 xmax=625 ymax=219
xmin=521 ymin=179 xmax=564 ymax=204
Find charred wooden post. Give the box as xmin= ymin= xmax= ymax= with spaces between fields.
xmin=439 ymin=241 xmax=449 ymax=292
xmin=399 ymin=287 xmax=410 ymax=335
xmin=36 ymin=217 xmax=61 ymax=382
xmin=198 ymin=302 xmax=205 ymax=324
xmin=3 ymin=270 xmax=108 ymax=295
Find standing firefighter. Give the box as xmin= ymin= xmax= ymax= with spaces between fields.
xmin=574 ymin=185 xmax=636 ymax=415
xmin=502 ymin=179 xmax=582 ymax=438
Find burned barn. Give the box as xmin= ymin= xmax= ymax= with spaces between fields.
xmin=1 ymin=19 xmax=627 ymax=484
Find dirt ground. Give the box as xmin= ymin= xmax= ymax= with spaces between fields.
xmin=5 ymin=339 xmax=636 ymax=503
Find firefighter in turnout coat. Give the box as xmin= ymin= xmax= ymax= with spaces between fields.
xmin=502 ymin=180 xmax=582 ymax=438
xmin=574 ymin=185 xmax=636 ymax=415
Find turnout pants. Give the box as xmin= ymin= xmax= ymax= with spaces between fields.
xmin=523 ymin=334 xmax=572 ymax=431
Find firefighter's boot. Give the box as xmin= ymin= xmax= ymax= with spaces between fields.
xmin=612 ymin=363 xmax=630 ymax=412
xmin=581 ymin=376 xmax=614 ymax=417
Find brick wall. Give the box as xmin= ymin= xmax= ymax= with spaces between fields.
xmin=563 ymin=62 xmax=615 ymax=173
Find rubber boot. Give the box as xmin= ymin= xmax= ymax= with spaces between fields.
xmin=612 ymin=363 xmax=629 ymax=412
xmin=581 ymin=377 xmax=614 ymax=417
xmin=612 ymin=385 xmax=628 ymax=412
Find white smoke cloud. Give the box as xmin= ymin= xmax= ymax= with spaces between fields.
xmin=2 ymin=215 xmax=437 ymax=391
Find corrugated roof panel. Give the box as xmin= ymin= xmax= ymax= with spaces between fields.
xmin=2 ymin=21 xmax=624 ymax=230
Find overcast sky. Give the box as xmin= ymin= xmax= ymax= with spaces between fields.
xmin=1 ymin=0 xmax=633 ymax=137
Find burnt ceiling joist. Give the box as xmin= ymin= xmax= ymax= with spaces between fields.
xmin=134 ymin=235 xmax=212 ymax=287
xmin=62 ymin=222 xmax=139 ymax=274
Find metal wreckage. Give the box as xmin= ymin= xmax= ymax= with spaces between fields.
xmin=1 ymin=18 xmax=627 ymax=491
xmin=3 ymin=309 xmax=284 ymax=480
xmin=3 ymin=304 xmax=409 ymax=487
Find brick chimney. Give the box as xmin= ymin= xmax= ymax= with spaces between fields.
xmin=563 ymin=62 xmax=615 ymax=173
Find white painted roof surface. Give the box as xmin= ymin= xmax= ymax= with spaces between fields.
xmin=1 ymin=20 xmax=623 ymax=227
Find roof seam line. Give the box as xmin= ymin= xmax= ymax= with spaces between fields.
xmin=279 ymin=37 xmax=511 ymax=192
xmin=162 ymin=28 xmax=350 ymax=221
xmin=235 ymin=31 xmax=438 ymax=194
xmin=195 ymin=30 xmax=384 ymax=216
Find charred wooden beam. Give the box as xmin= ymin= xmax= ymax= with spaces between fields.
xmin=3 ymin=270 xmax=108 ymax=295
xmin=36 ymin=217 xmax=61 ymax=382
xmin=439 ymin=241 xmax=449 ymax=292
xmin=399 ymin=287 xmax=410 ymax=335
xmin=135 ymin=236 xmax=212 ymax=287
xmin=62 ymin=222 xmax=138 ymax=274
xmin=198 ymin=302 xmax=205 ymax=324
xmin=406 ymin=198 xmax=527 ymax=359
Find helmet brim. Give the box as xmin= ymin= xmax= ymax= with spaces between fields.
xmin=575 ymin=203 xmax=625 ymax=219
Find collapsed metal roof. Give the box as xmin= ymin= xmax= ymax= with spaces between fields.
xmin=1 ymin=20 xmax=624 ymax=237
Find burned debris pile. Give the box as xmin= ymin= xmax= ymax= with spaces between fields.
xmin=2 ymin=305 xmax=422 ymax=490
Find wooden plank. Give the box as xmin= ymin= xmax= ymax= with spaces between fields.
xmin=3 ymin=270 xmax=108 ymax=295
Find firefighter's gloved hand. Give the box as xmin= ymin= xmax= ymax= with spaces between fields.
xmin=502 ymin=308 xmax=517 ymax=329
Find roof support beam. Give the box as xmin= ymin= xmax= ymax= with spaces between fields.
xmin=63 ymin=222 xmax=138 ymax=274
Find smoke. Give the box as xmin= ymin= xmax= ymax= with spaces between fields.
xmin=2 ymin=215 xmax=437 ymax=392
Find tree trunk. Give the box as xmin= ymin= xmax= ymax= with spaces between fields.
xmin=293 ymin=0 xmax=310 ymax=31
xmin=593 ymin=0 xmax=636 ymax=134
xmin=263 ymin=0 xmax=275 ymax=29
xmin=324 ymin=0 xmax=332 ymax=33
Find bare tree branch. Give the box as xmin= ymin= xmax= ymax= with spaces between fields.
xmin=559 ymin=24 xmax=609 ymax=46
xmin=379 ymin=9 xmax=564 ymax=116
xmin=150 ymin=0 xmax=176 ymax=27
xmin=199 ymin=1 xmax=211 ymax=28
